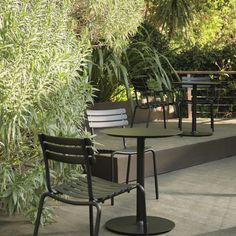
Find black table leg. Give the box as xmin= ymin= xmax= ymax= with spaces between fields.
xmin=182 ymin=84 xmax=212 ymax=137
xmin=137 ymin=137 xmax=146 ymax=222
xmin=105 ymin=137 xmax=175 ymax=235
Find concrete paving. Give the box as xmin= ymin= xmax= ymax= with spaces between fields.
xmin=1 ymin=154 xmax=236 ymax=236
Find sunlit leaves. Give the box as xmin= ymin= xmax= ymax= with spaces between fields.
xmin=72 ymin=0 xmax=145 ymax=52
xmin=0 ymin=0 xmax=93 ymax=220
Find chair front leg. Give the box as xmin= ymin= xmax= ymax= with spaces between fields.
xmin=89 ymin=205 xmax=94 ymax=236
xmin=151 ymin=150 xmax=158 ymax=199
xmin=137 ymin=184 xmax=147 ymax=234
xmin=146 ymin=150 xmax=159 ymax=199
xmin=126 ymin=154 xmax=132 ymax=184
xmin=33 ymin=192 xmax=49 ymax=236
xmin=93 ymin=203 xmax=102 ymax=236
xmin=110 ymin=152 xmax=117 ymax=205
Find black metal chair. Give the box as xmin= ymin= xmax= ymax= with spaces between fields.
xmin=33 ymin=134 xmax=147 ymax=236
xmin=178 ymin=76 xmax=217 ymax=131
xmin=131 ymin=78 xmax=180 ymax=128
xmin=86 ymin=108 xmax=159 ymax=203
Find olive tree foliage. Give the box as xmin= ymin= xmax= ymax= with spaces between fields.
xmin=0 ymin=0 xmax=93 ymax=221
xmin=72 ymin=0 xmax=146 ymax=52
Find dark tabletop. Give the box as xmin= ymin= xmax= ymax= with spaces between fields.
xmin=102 ymin=128 xmax=182 ymax=138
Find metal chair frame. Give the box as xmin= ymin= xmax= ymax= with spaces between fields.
xmin=131 ymin=78 xmax=181 ymax=129
xmin=86 ymin=108 xmax=159 ymax=204
xmin=33 ymin=134 xmax=146 ymax=236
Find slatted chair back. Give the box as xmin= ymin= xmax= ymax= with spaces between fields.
xmin=86 ymin=108 xmax=129 ymax=148
xmin=38 ymin=134 xmax=94 ymax=196
xmin=131 ymin=77 xmax=164 ymax=105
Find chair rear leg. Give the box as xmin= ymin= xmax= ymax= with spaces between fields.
xmin=131 ymin=106 xmax=138 ymax=128
xmin=126 ymin=154 xmax=132 ymax=184
xmin=33 ymin=192 xmax=48 ymax=236
xmin=110 ymin=153 xmax=115 ymax=205
xmin=150 ymin=150 xmax=159 ymax=199
xmin=210 ymin=103 xmax=214 ymax=132
xmin=162 ymin=105 xmax=167 ymax=129
xmin=178 ymin=102 xmax=182 ymax=130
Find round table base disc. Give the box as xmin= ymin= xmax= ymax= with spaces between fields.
xmin=181 ymin=131 xmax=212 ymax=137
xmin=105 ymin=216 xmax=175 ymax=235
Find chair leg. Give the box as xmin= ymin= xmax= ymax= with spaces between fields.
xmin=93 ymin=203 xmax=102 ymax=236
xmin=137 ymin=184 xmax=147 ymax=234
xmin=126 ymin=154 xmax=132 ymax=184
xmin=210 ymin=103 xmax=214 ymax=132
xmin=33 ymin=192 xmax=48 ymax=236
xmin=162 ymin=105 xmax=167 ymax=129
xmin=110 ymin=153 xmax=115 ymax=206
xmin=178 ymin=102 xmax=182 ymax=130
xmin=146 ymin=107 xmax=151 ymax=128
xmin=150 ymin=150 xmax=159 ymax=199
xmin=131 ymin=106 xmax=138 ymax=128
xmin=89 ymin=205 xmax=94 ymax=236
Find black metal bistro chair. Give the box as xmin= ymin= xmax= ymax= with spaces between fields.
xmin=131 ymin=78 xmax=180 ymax=128
xmin=178 ymin=76 xmax=217 ymax=131
xmin=33 ymin=134 xmax=147 ymax=236
xmin=86 ymin=108 xmax=159 ymax=203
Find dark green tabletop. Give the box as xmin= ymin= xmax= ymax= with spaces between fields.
xmin=102 ymin=128 xmax=182 ymax=138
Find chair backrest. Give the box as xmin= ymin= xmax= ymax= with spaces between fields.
xmin=131 ymin=77 xmax=149 ymax=94
xmin=86 ymin=108 xmax=129 ymax=148
xmin=131 ymin=77 xmax=165 ymax=105
xmin=38 ymin=133 xmax=94 ymax=194
xmin=86 ymin=108 xmax=129 ymax=131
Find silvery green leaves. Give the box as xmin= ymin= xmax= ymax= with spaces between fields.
xmin=0 ymin=0 xmax=93 ymax=221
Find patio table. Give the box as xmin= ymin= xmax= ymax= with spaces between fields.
xmin=102 ymin=127 xmax=182 ymax=235
xmin=173 ymin=81 xmax=220 ymax=137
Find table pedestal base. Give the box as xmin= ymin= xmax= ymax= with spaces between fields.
xmin=181 ymin=131 xmax=212 ymax=137
xmin=105 ymin=216 xmax=175 ymax=235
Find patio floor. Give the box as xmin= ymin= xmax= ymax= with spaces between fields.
xmin=1 ymin=118 xmax=236 ymax=236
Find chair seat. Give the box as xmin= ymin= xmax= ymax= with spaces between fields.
xmin=55 ymin=176 xmax=136 ymax=202
xmin=98 ymin=146 xmax=153 ymax=155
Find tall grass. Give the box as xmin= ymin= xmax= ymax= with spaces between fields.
xmin=0 ymin=0 xmax=93 ymax=221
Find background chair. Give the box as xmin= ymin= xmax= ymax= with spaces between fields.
xmin=33 ymin=134 xmax=146 ymax=236
xmin=86 ymin=108 xmax=159 ymax=203
xmin=178 ymin=76 xmax=217 ymax=131
xmin=131 ymin=78 xmax=180 ymax=128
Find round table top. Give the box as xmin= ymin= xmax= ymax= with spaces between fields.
xmin=102 ymin=128 xmax=182 ymax=138
xmin=172 ymin=81 xmax=220 ymax=86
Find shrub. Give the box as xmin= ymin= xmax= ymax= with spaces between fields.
xmin=0 ymin=0 xmax=93 ymax=222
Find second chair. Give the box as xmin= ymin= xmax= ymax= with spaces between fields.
xmin=86 ymin=108 xmax=159 ymax=203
